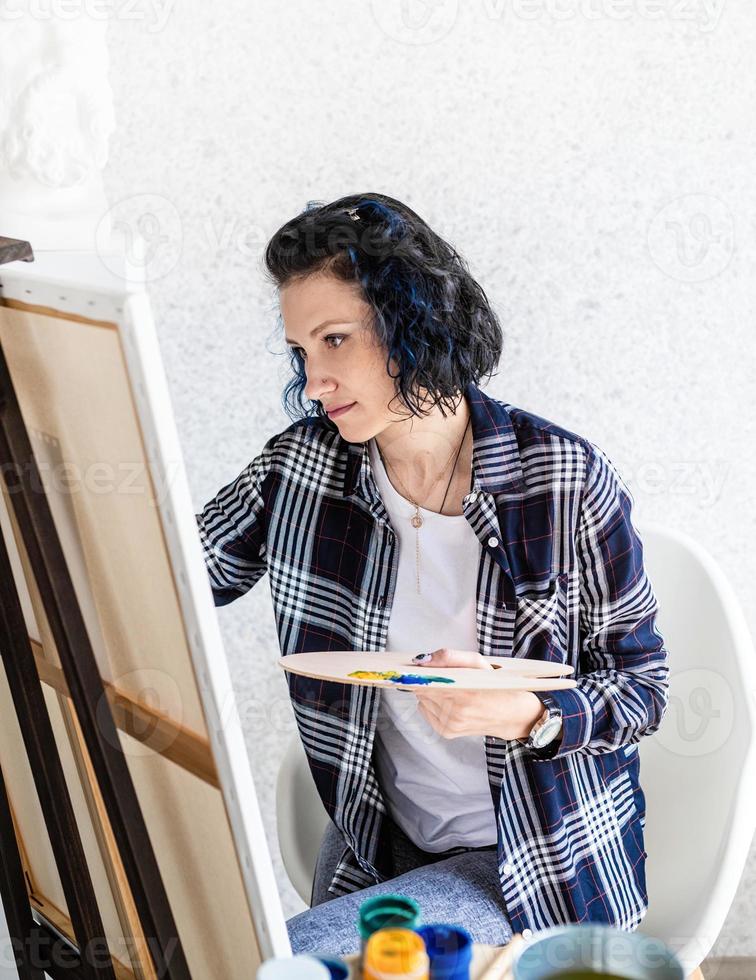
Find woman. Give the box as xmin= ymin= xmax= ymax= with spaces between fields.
xmin=196 ymin=193 xmax=670 ymax=956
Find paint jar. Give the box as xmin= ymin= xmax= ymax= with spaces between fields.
xmin=257 ymin=955 xmax=332 ymax=980
xmin=363 ymin=928 xmax=429 ymax=980
xmin=510 ymin=924 xmax=685 ymax=979
xmin=357 ymin=894 xmax=422 ymax=974
xmin=313 ymin=955 xmax=350 ymax=980
xmin=414 ymin=924 xmax=472 ymax=980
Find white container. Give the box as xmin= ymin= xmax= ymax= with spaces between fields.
xmin=258 ymin=955 xmax=332 ymax=980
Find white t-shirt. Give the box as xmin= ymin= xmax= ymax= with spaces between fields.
xmin=367 ymin=437 xmax=498 ymax=852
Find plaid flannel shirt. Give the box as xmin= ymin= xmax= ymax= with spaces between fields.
xmin=196 ymin=381 xmax=669 ymax=935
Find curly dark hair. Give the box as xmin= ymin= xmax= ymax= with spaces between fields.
xmin=263 ymin=192 xmax=503 ymax=427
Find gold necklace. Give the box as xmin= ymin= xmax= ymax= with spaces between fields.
xmin=376 ymin=417 xmax=471 ymax=595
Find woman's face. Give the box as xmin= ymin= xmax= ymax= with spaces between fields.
xmin=280 ymin=272 xmax=408 ymax=441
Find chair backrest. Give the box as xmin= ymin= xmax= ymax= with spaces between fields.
xmin=275 ymin=731 xmax=330 ymax=906
xmin=635 ymin=522 xmax=756 ymax=968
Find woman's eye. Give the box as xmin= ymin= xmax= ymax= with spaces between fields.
xmin=293 ymin=334 xmax=345 ymax=359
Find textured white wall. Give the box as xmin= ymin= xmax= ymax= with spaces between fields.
xmin=102 ymin=0 xmax=755 ymax=953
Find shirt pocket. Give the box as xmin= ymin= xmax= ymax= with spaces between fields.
xmin=512 ymin=572 xmax=569 ymax=662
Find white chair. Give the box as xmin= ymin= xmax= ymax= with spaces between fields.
xmin=635 ymin=522 xmax=756 ymax=975
xmin=275 ymin=731 xmax=329 ymax=907
xmin=275 ymin=523 xmax=756 ymax=977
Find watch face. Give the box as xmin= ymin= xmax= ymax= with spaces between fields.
xmin=533 ymin=716 xmax=562 ymax=747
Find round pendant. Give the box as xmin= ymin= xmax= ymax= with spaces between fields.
xmin=411 ymin=514 xmax=423 ymax=529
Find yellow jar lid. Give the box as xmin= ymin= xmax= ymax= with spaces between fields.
xmin=364 ymin=928 xmax=429 ymax=978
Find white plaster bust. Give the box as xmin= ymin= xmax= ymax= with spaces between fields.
xmin=0 ymin=14 xmax=116 ymax=251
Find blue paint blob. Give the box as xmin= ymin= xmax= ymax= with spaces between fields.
xmin=391 ymin=673 xmax=455 ymax=685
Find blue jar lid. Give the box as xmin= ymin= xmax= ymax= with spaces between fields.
xmin=312 ymin=955 xmax=349 ymax=980
xmin=415 ymin=924 xmax=473 ymax=979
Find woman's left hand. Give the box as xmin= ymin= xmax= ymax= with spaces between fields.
xmin=410 ymin=648 xmax=545 ymax=741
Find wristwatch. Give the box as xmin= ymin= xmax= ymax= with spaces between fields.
xmin=526 ymin=701 xmax=563 ymax=750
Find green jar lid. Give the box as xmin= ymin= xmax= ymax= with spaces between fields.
xmin=357 ymin=894 xmax=421 ymax=940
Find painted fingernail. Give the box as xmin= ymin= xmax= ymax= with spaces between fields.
xmin=412 ymin=653 xmax=433 ymax=663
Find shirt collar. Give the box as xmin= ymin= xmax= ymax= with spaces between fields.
xmin=342 ymin=381 xmax=525 ymax=499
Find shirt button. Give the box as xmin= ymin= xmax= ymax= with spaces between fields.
xmin=502 ymin=862 xmax=514 ymax=875
xmin=487 ymin=536 xmax=499 ymax=548
xmin=522 ymin=928 xmax=533 ymax=939
xmin=378 ymin=596 xmax=385 ymax=608
xmin=468 ymin=491 xmax=478 ymax=502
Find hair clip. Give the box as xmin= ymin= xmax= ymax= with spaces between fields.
xmin=346 ymin=207 xmax=360 ymax=222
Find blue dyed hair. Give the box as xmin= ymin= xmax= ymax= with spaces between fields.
xmin=263 ymin=192 xmax=503 ymax=428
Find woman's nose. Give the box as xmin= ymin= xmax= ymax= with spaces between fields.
xmin=304 ymin=372 xmax=333 ymax=404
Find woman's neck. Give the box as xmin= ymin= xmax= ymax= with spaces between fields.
xmin=373 ymin=392 xmax=472 ymax=498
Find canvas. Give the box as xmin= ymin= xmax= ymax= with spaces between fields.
xmin=0 ymin=254 xmax=291 ymax=978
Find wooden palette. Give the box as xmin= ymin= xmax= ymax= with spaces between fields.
xmin=278 ymin=651 xmax=577 ymax=691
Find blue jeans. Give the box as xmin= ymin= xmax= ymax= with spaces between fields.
xmin=286 ymin=819 xmax=513 ymax=956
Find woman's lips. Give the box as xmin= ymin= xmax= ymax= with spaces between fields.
xmin=327 ymin=402 xmax=356 ymax=419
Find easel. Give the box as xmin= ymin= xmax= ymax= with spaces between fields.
xmin=0 ymin=238 xmax=189 ymax=979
